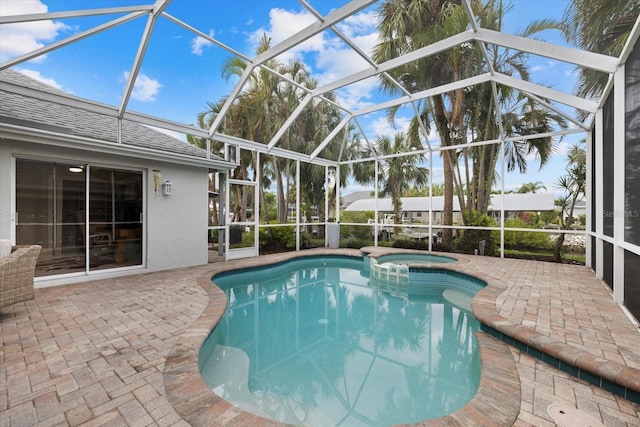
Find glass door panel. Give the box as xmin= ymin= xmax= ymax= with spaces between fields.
xmin=16 ymin=160 xmax=86 ymax=276
xmin=113 ymin=170 xmax=143 ymax=267
xmin=89 ymin=167 xmax=143 ymax=271
xmin=228 ymin=183 xmax=254 ymax=249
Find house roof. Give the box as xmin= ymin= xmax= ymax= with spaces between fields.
xmin=488 ymin=193 xmax=555 ymax=212
xmin=345 ymin=196 xmax=460 ymax=212
xmin=0 ymin=69 xmax=232 ymax=169
xmin=345 ymin=193 xmax=555 ymax=213
xmin=342 ymin=190 xmax=374 ymax=207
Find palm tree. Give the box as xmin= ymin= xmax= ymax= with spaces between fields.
xmin=456 ymin=0 xmax=567 ymax=218
xmin=352 ymin=132 xmax=429 ymax=227
xmin=374 ymin=0 xmax=473 ymax=248
xmin=517 ymin=181 xmax=547 ymax=194
xmin=553 ymin=142 xmax=586 ymax=262
xmin=561 ymin=0 xmax=640 ymax=99
xmin=374 ymin=0 xmax=566 ymax=237
xmin=197 ymin=34 xmax=355 ymax=225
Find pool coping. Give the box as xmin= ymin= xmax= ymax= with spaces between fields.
xmin=164 ymin=249 xmax=522 ymax=426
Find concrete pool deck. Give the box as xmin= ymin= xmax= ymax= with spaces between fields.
xmin=1 ymin=248 xmax=639 ymax=426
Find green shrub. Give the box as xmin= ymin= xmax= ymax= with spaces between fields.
xmin=392 ymin=238 xmax=429 ymax=250
xmin=503 ymin=218 xmax=553 ymax=250
xmin=340 ymin=237 xmax=374 ymax=249
xmin=259 ymin=226 xmax=296 ymax=253
xmin=454 ymin=213 xmax=499 ymax=256
xmin=340 ymin=211 xmax=375 ymax=240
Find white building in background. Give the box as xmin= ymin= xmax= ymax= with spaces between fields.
xmin=344 ymin=193 xmax=555 ymax=224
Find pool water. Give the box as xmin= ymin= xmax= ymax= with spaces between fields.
xmin=200 ymin=256 xmax=484 ymax=426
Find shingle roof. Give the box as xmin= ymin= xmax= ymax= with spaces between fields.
xmin=0 ymin=69 xmax=221 ymax=160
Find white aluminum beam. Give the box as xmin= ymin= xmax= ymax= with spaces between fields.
xmin=353 ymin=73 xmax=492 ymax=117
xmin=613 ymin=65 xmax=625 ymax=303
xmin=523 ymin=92 xmax=590 ymax=130
xmin=208 ymin=64 xmax=254 ymax=137
xmin=162 ymin=12 xmax=249 ymax=61
xmin=121 ymin=111 xmax=209 ymax=138
xmin=310 ymin=115 xmax=351 ymax=160
xmin=503 ymin=128 xmax=584 ymax=144
xmin=475 ymin=28 xmax=619 ymax=74
xmin=266 ymin=94 xmax=313 ymax=151
xmin=618 ymin=14 xmax=640 ymax=64
xmin=253 ymin=0 xmax=376 ymax=66
xmin=312 ymin=31 xmax=474 ymax=96
xmin=492 ymin=72 xmax=598 ymax=113
xmin=212 ymin=132 xmax=337 ymax=167
xmin=0 ymin=5 xmax=152 ymax=24
xmin=594 ymin=109 xmax=604 ymax=279
xmin=119 ymin=0 xmax=172 ymax=118
xmin=1 ymin=11 xmax=147 ymax=69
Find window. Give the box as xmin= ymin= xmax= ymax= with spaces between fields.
xmin=16 ymin=159 xmax=143 ymax=276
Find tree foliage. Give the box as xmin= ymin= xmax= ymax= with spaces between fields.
xmin=553 ymin=142 xmax=586 ymax=262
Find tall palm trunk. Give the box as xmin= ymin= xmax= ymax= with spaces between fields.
xmin=433 ymin=95 xmax=454 ymax=249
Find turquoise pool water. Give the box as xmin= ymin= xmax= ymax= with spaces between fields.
xmin=200 ymin=256 xmax=484 ymax=426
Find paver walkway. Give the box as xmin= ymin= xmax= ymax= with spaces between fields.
xmin=1 ymin=248 xmax=639 ymax=426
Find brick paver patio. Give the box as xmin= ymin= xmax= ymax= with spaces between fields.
xmin=1 ymin=248 xmax=639 ymax=426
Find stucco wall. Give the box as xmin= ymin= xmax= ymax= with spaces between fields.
xmin=145 ymin=161 xmax=208 ymax=271
xmin=0 ymin=139 xmax=209 ymax=281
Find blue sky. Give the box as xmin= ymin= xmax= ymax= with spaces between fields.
xmin=1 ymin=0 xmax=587 ymax=196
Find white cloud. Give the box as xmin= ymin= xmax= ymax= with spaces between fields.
xmin=247 ymin=8 xmax=379 ymax=109
xmin=370 ymin=115 xmax=410 ymax=138
xmin=190 ymin=29 xmax=215 ymax=56
xmin=248 ymin=8 xmax=320 ymax=62
xmin=123 ymin=71 xmax=162 ymax=102
xmin=0 ymin=0 xmax=68 ymax=63
xmin=16 ymin=68 xmax=63 ymax=90
xmin=336 ymin=11 xmax=378 ymax=39
xmin=531 ymin=60 xmax=557 ymax=73
xmin=368 ymin=115 xmax=441 ymax=146
xmin=334 ymin=77 xmax=378 ymax=110
xmin=551 ymin=139 xmax=574 ymax=158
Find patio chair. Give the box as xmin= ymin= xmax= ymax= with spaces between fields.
xmin=0 ymin=245 xmax=42 ymax=308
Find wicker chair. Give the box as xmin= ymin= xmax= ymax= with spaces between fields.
xmin=0 ymin=245 xmax=41 ymax=308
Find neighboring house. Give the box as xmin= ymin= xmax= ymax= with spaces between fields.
xmin=0 ymin=69 xmax=235 ymax=285
xmin=341 ymin=190 xmax=373 ymax=208
xmin=345 ymin=196 xmax=463 ymax=224
xmin=487 ymin=193 xmax=556 ymax=220
xmin=344 ymin=193 xmax=555 ymax=224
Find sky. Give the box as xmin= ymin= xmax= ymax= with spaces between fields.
xmin=0 ymin=0 xmax=590 ymax=197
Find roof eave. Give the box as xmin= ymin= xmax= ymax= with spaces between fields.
xmin=0 ymin=123 xmax=237 ymax=171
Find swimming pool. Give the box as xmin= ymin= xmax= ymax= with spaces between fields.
xmin=200 ymin=255 xmax=485 ymax=426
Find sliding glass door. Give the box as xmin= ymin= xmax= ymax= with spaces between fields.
xmin=88 ymin=167 xmax=143 ymax=271
xmin=15 ymin=159 xmax=144 ymax=277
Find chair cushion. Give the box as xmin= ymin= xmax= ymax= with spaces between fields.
xmin=0 ymin=239 xmax=11 ymax=259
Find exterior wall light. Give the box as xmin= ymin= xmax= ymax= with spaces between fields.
xmin=163 ymin=180 xmax=173 ymax=195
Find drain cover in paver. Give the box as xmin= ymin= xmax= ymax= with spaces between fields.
xmin=547 ymin=404 xmax=604 ymax=427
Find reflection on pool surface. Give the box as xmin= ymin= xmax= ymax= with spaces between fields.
xmin=200 ymin=256 xmax=484 ymax=426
